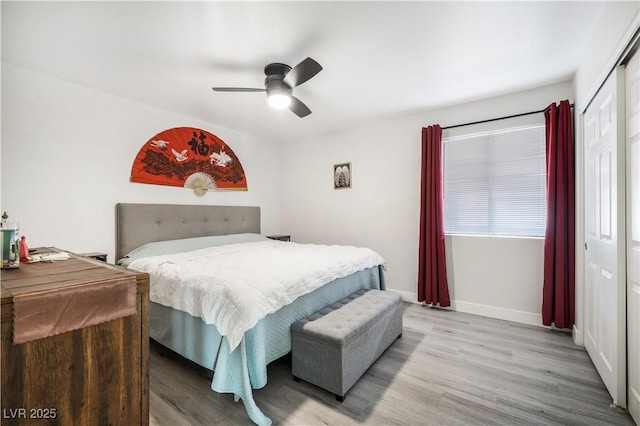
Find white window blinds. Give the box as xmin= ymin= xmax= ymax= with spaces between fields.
xmin=443 ymin=125 xmax=547 ymax=237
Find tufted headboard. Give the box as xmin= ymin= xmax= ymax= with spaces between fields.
xmin=115 ymin=203 xmax=260 ymax=261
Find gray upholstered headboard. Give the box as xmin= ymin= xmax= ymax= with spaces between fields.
xmin=115 ymin=203 xmax=260 ymax=261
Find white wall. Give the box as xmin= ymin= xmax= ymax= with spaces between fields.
xmin=280 ymin=80 xmax=573 ymax=326
xmin=1 ymin=64 xmax=282 ymax=262
xmin=575 ymin=1 xmax=640 ymax=114
xmin=445 ymin=235 xmax=544 ymax=325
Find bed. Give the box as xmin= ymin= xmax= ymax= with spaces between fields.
xmin=115 ymin=203 xmax=386 ymax=425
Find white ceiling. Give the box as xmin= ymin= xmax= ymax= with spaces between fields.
xmin=2 ymin=1 xmax=608 ymax=143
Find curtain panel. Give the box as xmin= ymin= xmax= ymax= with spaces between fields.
xmin=418 ymin=125 xmax=451 ymax=306
xmin=542 ymin=100 xmax=575 ymax=328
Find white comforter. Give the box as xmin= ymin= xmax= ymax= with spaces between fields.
xmin=128 ymin=240 xmax=385 ymax=350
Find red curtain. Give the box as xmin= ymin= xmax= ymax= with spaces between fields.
xmin=542 ymin=100 xmax=575 ymax=328
xmin=418 ymin=125 xmax=451 ymax=306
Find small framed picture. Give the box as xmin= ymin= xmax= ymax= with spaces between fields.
xmin=333 ymin=162 xmax=352 ymax=189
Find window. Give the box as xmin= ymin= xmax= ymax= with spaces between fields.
xmin=443 ymin=125 xmax=546 ymax=237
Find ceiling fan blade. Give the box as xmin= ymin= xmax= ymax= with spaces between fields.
xmin=289 ymin=95 xmax=312 ymax=118
xmin=283 ymin=57 xmax=322 ymax=88
xmin=212 ymin=87 xmax=266 ymax=92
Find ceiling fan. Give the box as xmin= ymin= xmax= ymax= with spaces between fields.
xmin=212 ymin=57 xmax=322 ymax=118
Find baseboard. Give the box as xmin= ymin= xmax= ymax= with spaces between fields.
xmin=572 ymin=324 xmax=584 ymax=346
xmin=385 ymin=289 xmax=421 ymax=304
xmin=451 ymin=300 xmax=543 ymax=327
xmin=386 ymin=289 xmax=543 ymax=327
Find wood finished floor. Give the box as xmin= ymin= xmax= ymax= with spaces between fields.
xmin=149 ymin=303 xmax=636 ymax=425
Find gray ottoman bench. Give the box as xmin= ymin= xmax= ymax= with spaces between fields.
xmin=291 ymin=289 xmax=403 ymax=401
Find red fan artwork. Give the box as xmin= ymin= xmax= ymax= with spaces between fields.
xmin=130 ymin=127 xmax=247 ymax=195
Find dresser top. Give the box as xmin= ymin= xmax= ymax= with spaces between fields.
xmin=1 ymin=247 xmax=147 ymax=305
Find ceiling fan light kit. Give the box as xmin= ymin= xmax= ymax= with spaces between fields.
xmin=212 ymin=57 xmax=322 ymax=118
xmin=267 ymin=92 xmax=291 ymax=109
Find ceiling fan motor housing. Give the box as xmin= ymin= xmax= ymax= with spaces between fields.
xmin=264 ymin=63 xmax=293 ymax=96
xmin=264 ymin=63 xmax=291 ymax=78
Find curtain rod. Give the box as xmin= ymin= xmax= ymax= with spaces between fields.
xmin=440 ymin=103 xmax=574 ymax=131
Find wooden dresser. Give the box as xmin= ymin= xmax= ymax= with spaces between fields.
xmin=1 ymin=249 xmax=149 ymax=425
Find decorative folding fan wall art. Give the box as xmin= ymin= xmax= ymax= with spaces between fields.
xmin=130 ymin=127 xmax=247 ymax=195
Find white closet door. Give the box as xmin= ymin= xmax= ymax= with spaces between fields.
xmin=626 ymin=47 xmax=640 ymax=425
xmin=584 ymin=68 xmax=627 ymax=407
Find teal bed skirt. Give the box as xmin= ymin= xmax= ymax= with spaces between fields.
xmin=149 ymin=265 xmax=385 ymax=425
